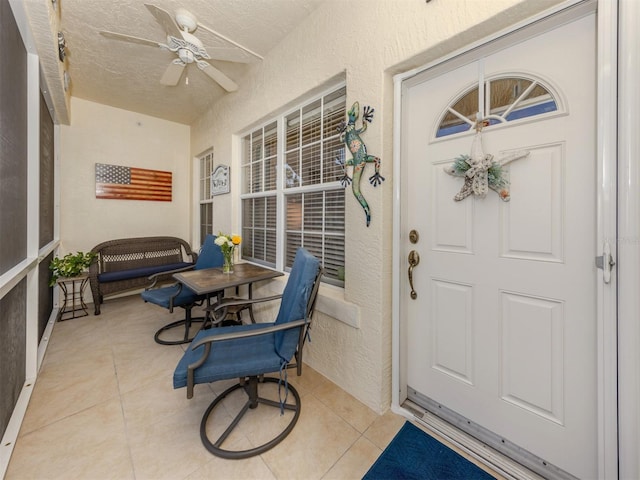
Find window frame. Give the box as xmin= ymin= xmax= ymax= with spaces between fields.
xmin=239 ymin=83 xmax=346 ymax=286
xmin=434 ymin=73 xmax=564 ymax=139
xmin=198 ymin=149 xmax=214 ymax=244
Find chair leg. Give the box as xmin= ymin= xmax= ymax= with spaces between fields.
xmin=199 ymin=377 xmax=301 ymax=459
xmin=154 ymin=306 xmax=205 ymax=345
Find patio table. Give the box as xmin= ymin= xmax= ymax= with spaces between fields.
xmin=173 ymin=263 xmax=283 ymax=324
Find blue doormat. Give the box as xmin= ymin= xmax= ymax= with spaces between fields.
xmin=363 ymin=421 xmax=496 ymax=480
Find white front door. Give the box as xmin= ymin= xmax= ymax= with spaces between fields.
xmin=401 ymin=14 xmax=598 ymax=479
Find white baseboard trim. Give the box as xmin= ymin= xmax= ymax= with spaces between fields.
xmin=0 ymin=307 xmax=58 ymax=478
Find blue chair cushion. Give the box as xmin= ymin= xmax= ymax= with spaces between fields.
xmin=98 ymin=262 xmax=192 ymax=283
xmin=195 ymin=234 xmax=224 ymax=270
xmin=273 ymin=248 xmax=320 ymax=359
xmin=141 ymin=283 xmax=204 ymax=309
xmin=173 ymin=322 xmax=296 ymax=389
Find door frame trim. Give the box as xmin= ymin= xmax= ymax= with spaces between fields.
xmin=391 ymin=1 xmax=618 ymax=478
xmin=616 ymin=1 xmax=640 ymax=479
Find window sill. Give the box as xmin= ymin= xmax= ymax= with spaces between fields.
xmin=262 ymin=276 xmax=360 ymax=329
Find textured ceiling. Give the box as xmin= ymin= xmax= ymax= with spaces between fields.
xmin=56 ymin=0 xmax=325 ymax=125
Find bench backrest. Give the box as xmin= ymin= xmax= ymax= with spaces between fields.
xmin=90 ymin=237 xmax=194 ymax=274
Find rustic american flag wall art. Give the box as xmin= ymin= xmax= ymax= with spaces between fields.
xmin=95 ymin=163 xmax=172 ymax=201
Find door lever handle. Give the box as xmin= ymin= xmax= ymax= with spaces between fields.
xmin=408 ymin=250 xmax=420 ymax=299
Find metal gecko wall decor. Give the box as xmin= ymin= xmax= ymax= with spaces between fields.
xmin=337 ymin=101 xmax=385 ymax=226
xmin=444 ymin=121 xmax=529 ymax=201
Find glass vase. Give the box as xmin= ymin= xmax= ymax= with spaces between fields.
xmin=222 ymin=248 xmax=234 ymax=274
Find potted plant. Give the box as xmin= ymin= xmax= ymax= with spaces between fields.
xmin=49 ymin=251 xmax=97 ymax=286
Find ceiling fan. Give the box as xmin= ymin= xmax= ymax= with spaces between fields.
xmin=99 ymin=3 xmax=262 ymax=92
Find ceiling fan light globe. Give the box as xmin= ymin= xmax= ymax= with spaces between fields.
xmin=178 ymin=49 xmax=194 ymax=64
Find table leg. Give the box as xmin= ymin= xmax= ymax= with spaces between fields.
xmin=204 ymin=290 xmax=225 ymax=327
xmin=247 ymin=283 xmax=256 ymax=324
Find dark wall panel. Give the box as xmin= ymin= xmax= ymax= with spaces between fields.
xmin=0 ymin=280 xmax=27 ymax=439
xmin=38 ymin=252 xmax=54 ymax=341
xmin=0 ymin=0 xmax=28 ymax=275
xmin=0 ymin=1 xmax=29 ymax=441
xmin=40 ymin=94 xmax=55 ymax=248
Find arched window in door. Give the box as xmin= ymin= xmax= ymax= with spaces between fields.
xmin=436 ymin=75 xmax=562 ymax=138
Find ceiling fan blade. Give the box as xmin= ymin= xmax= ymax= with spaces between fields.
xmin=196 ymin=61 xmax=238 ymax=92
xmin=197 ymin=22 xmax=262 ymax=62
xmin=145 ymin=3 xmax=183 ymax=39
xmin=203 ymin=47 xmax=255 ymax=64
xmin=99 ymin=31 xmax=161 ymax=48
xmin=160 ymin=59 xmax=186 ymax=86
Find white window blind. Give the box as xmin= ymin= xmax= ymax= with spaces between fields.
xmin=241 ymin=85 xmax=346 ymax=286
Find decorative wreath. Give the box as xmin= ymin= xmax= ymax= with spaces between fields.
xmin=443 ymin=127 xmax=529 ymax=202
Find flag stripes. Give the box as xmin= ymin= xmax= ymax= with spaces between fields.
xmin=95 ymin=163 xmax=172 ymax=201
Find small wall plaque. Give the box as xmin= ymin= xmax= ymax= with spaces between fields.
xmin=211 ymin=164 xmax=230 ymax=196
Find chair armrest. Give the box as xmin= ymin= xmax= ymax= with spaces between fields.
xmin=142 ymin=281 xmax=185 ymax=313
xmin=204 ymin=294 xmax=283 ymax=313
xmin=192 ymin=319 xmax=306 ymax=349
xmin=146 ymin=264 xmax=195 ymax=289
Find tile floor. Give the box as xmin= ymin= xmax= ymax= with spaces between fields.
xmin=5 ymin=295 xmax=497 ymax=479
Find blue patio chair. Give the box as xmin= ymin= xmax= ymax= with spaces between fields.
xmin=141 ymin=234 xmax=223 ymax=345
xmin=173 ymin=247 xmax=323 ymax=458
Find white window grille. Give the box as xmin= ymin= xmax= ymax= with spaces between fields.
xmin=436 ymin=75 xmax=561 ymax=138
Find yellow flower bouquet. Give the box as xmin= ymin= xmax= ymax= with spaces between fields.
xmin=215 ymin=232 xmax=241 ymax=273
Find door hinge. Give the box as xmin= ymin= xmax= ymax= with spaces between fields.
xmin=595 ymin=243 xmax=615 ymax=284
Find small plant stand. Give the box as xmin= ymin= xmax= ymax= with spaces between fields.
xmin=57 ymin=274 xmax=90 ymax=321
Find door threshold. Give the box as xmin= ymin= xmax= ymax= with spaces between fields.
xmin=400 ymin=399 xmax=547 ymax=480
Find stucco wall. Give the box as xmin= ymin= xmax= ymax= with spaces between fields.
xmin=59 ymin=98 xmax=191 ymax=289
xmin=190 ymin=0 xmax=564 ymax=413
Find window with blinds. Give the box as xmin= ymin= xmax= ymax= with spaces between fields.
xmin=241 ymin=85 xmax=346 ymax=286
xmin=199 ymin=149 xmax=214 ymax=244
